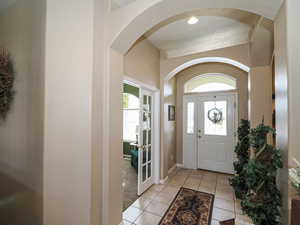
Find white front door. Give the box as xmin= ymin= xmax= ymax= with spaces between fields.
xmin=137 ymin=89 xmax=154 ymax=195
xmin=183 ymin=93 xmax=237 ymax=174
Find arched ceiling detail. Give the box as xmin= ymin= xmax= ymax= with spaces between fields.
xmin=144 ymin=8 xmax=271 ymax=38
xmin=109 ymin=0 xmax=283 ymax=54
xmin=165 ymin=57 xmax=250 ymax=81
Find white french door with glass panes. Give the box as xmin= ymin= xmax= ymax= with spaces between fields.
xmin=138 ymin=89 xmax=154 ymax=195
xmin=183 ymin=93 xmax=237 ymax=174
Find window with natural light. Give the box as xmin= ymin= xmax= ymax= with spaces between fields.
xmin=184 ymin=73 xmax=236 ymax=93
xmin=123 ymin=93 xmax=140 ymax=142
xmin=187 ymin=102 xmax=195 ymax=134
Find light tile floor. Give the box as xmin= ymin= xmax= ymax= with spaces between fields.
xmin=122 ymin=168 xmax=254 ymax=225
xmin=123 ymin=159 xmax=138 ymax=210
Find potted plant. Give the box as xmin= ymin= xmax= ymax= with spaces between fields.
xmin=230 ymin=119 xmax=250 ymax=199
xmin=241 ymin=122 xmax=283 ymax=225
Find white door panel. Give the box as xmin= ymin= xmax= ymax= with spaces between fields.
xmin=183 ymin=93 xmax=237 ymax=174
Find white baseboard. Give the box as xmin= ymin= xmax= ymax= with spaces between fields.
xmin=160 ymin=176 xmax=169 ymax=184
xmin=176 ymin=163 xmax=184 ymax=168
xmin=168 ymin=164 xmax=177 ymax=174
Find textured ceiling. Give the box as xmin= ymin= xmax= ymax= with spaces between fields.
xmin=144 ymin=9 xmax=273 ymax=58
xmin=147 ymin=16 xmax=251 ymax=51
xmin=111 ymin=0 xmax=136 ymax=10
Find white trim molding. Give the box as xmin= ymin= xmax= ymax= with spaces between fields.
xmin=168 ymin=164 xmax=177 ymax=175
xmin=154 ymin=91 xmax=161 ymax=184
xmin=176 ymin=163 xmax=184 ymax=168
xmin=165 ymin=57 xmax=250 ymax=81
xmin=160 ymin=176 xmax=169 ymax=184
xmin=124 ymin=76 xmax=159 ymax=92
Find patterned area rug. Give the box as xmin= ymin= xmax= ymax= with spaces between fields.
xmin=159 ymin=188 xmax=214 ymax=225
xmin=219 ymin=219 xmax=235 ymax=225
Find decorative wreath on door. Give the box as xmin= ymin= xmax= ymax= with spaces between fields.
xmin=0 ymin=48 xmax=15 ymax=120
xmin=207 ymin=107 xmax=223 ymax=124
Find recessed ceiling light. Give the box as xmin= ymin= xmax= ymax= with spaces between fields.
xmin=187 ymin=16 xmax=199 ymax=25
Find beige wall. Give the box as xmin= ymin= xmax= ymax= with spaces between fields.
xmin=106 ymin=49 xmax=123 ymax=225
xmin=163 ymin=78 xmax=177 ymax=172
xmin=124 ymin=38 xmax=160 ymax=89
xmin=175 ymin=63 xmax=248 ymax=164
xmin=0 ymin=0 xmax=45 ymax=224
xmin=249 ymin=66 xmax=273 ymax=128
xmin=105 ymin=39 xmax=160 ymax=225
xmin=43 ymin=0 xmax=95 ymax=224
xmin=160 ymin=44 xmax=251 ymax=174
xmin=274 ymin=3 xmax=289 ymax=225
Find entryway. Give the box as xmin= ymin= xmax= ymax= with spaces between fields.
xmin=123 ymin=81 xmax=158 ymax=210
xmin=122 ymin=168 xmax=253 ymax=225
xmin=183 ymin=92 xmax=237 ymax=174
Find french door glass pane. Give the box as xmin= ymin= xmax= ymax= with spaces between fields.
xmin=147 ymin=163 xmax=151 ymax=178
xmin=142 ymin=149 xmax=147 ymax=164
xmin=148 ymin=96 xmax=152 ymax=111
xmin=204 ymin=101 xmax=227 ymax=136
xmin=148 ymin=130 xmax=151 ymax=144
xmin=141 ymin=93 xmax=152 ymax=186
xmin=142 ymin=166 xmax=147 ymax=182
xmin=148 ymin=146 xmax=151 ymax=161
xmin=143 ymin=130 xmax=147 ymax=145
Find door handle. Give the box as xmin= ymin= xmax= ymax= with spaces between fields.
xmin=198 ymin=129 xmax=202 ymax=138
xmin=138 ymin=145 xmax=146 ymax=150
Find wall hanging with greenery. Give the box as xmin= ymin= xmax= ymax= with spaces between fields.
xmin=241 ymin=122 xmax=283 ymax=225
xmin=230 ymin=119 xmax=250 ymax=199
xmin=0 ymin=48 xmax=15 ymax=120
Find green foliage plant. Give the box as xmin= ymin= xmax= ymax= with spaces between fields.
xmin=230 ymin=119 xmax=250 ymax=199
xmin=241 ymin=121 xmax=283 ymax=225
xmin=0 ymin=48 xmax=14 ymax=120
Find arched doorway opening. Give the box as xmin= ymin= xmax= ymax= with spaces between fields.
xmin=181 ymin=73 xmax=239 ymax=173
xmin=103 ymin=1 xmax=283 ymax=224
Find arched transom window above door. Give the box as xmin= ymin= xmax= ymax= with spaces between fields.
xmin=184 ymin=73 xmax=237 ymax=93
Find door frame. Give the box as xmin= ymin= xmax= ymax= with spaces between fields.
xmin=183 ymin=91 xmax=238 ymax=173
xmin=123 ymin=77 xmax=161 ymax=185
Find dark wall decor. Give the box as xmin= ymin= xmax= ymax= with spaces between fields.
xmin=0 ymin=48 xmax=15 ymax=120
xmin=168 ymin=105 xmax=175 ymax=121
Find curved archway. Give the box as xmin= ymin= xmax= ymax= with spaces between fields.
xmin=105 ymin=1 xmax=282 ymax=224
xmin=165 ymin=57 xmax=250 ymax=81
xmin=109 ymin=0 xmax=283 ymax=53
xmin=184 ymin=73 xmax=237 ymax=93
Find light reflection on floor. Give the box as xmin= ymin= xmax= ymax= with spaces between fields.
xmin=123 ymin=158 xmax=138 ymax=211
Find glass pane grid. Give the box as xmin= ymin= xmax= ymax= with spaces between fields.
xmin=141 ymin=94 xmax=152 ymax=183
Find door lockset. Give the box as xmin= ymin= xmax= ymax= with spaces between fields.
xmin=198 ymin=129 xmax=202 ymax=138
